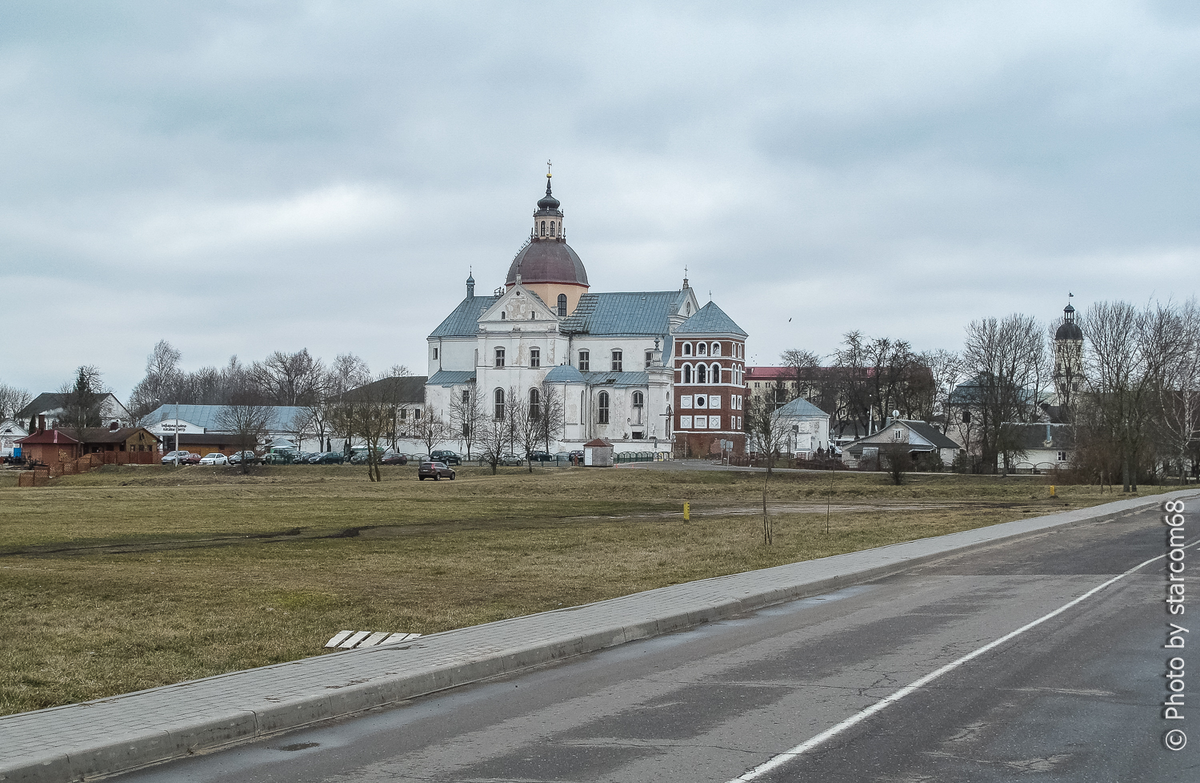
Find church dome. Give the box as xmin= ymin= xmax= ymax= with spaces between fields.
xmin=506 ymin=172 xmax=589 ymax=288
xmin=1055 ymin=304 xmax=1083 ymax=340
xmin=506 ymin=240 xmax=589 ymax=287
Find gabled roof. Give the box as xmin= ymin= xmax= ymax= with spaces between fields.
xmin=775 ymin=397 xmax=829 ymax=420
xmin=16 ymin=429 xmax=79 ymax=445
xmin=76 ymin=427 xmax=160 ymax=444
xmin=560 ymin=291 xmax=687 ymax=336
xmin=1005 ymin=422 xmax=1075 ymax=450
xmin=428 ymin=370 xmax=477 ymax=386
xmin=142 ymin=404 xmax=308 ymax=432
xmin=675 ymin=301 xmax=747 ymax=337
xmin=17 ymin=392 xmax=128 ymax=421
xmin=342 ymin=376 xmax=427 ymax=403
xmin=848 ymin=420 xmax=961 ymax=452
xmin=429 ymin=294 xmax=502 ymax=338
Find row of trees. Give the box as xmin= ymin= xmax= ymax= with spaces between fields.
xmin=771 ymin=299 xmax=1199 ymax=488
xmin=449 ymin=384 xmax=566 ymax=473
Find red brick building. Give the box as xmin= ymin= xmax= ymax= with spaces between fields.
xmin=672 ymin=301 xmax=748 ymax=457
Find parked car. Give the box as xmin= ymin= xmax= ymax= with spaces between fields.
xmin=198 ymin=452 xmax=229 ymax=466
xmin=430 ymin=450 xmax=462 ymax=465
xmin=500 ymin=453 xmax=523 ymax=466
xmin=262 ymin=451 xmax=297 ymax=465
xmin=309 ymin=451 xmax=345 ymax=464
xmin=418 ymin=461 xmax=455 ymax=480
xmin=381 ymin=452 xmax=408 ymax=465
xmin=180 ymin=452 xmax=202 ymax=465
xmin=529 ymin=451 xmax=554 ymax=463
xmin=227 ymin=450 xmax=260 ymax=465
xmin=161 ymin=450 xmax=190 ymax=465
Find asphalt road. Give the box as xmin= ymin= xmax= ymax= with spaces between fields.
xmin=121 ymin=502 xmax=1198 ymax=782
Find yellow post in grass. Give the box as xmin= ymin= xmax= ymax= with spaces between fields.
xmin=683 ymin=501 xmax=690 ymax=522
xmin=1050 ymin=485 xmax=1056 ymax=498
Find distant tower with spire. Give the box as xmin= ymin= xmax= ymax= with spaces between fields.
xmin=1053 ymin=294 xmax=1084 ymax=414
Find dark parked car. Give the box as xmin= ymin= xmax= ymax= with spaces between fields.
xmin=417 ymin=461 xmax=455 ymax=480
xmin=227 ymin=450 xmax=260 ymax=465
xmin=430 ymin=450 xmax=462 ymax=465
xmin=529 ymin=451 xmax=554 ymax=463
xmin=310 ymin=451 xmax=345 ymax=464
xmin=381 ymin=452 xmax=408 ymax=465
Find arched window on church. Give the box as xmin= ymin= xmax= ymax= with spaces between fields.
xmin=540 ymin=221 xmax=546 ymax=237
xmin=598 ymin=391 xmax=610 ymax=424
xmin=711 ymin=343 xmax=721 ymax=356
xmin=632 ymin=391 xmax=644 ymax=425
xmin=549 ymin=221 xmax=556 ymax=237
xmin=712 ymin=363 xmax=721 ymax=383
xmin=683 ymin=364 xmax=692 ymax=384
xmin=529 ymin=388 xmax=541 ymax=419
xmin=557 ymin=294 xmax=567 ymax=316
xmin=698 ymin=343 xmax=707 ymax=356
xmin=697 ymin=364 xmax=707 ymax=384
xmin=494 ymin=388 xmax=505 ymax=421
xmin=682 ymin=343 xmax=692 ymax=356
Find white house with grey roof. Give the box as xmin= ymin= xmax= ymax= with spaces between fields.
xmin=426 ymin=172 xmax=746 ymax=456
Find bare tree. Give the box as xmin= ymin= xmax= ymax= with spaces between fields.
xmin=1150 ymin=300 xmax=1200 ymax=484
xmin=415 ymin=409 xmax=449 ymax=459
xmin=1077 ymin=301 xmax=1172 ymax=492
xmin=448 ymin=387 xmax=483 ymax=459
xmin=0 ymin=382 xmax=33 ymax=422
xmin=961 ymin=314 xmax=1046 ymax=474
xmin=513 ymin=387 xmax=544 ymax=472
xmin=880 ymin=442 xmax=911 ymax=485
xmin=128 ymin=340 xmax=183 ymax=422
xmin=540 ymin=381 xmax=566 ymax=455
xmin=921 ymin=349 xmax=964 ymax=434
xmin=217 ymin=384 xmax=271 ymax=475
xmin=252 ymin=349 xmax=326 ymax=406
xmin=478 ymin=404 xmax=510 ymax=475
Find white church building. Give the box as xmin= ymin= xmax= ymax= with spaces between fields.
xmin=424 ymin=173 xmax=748 ymax=456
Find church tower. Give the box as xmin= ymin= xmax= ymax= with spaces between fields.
xmin=1053 ymin=301 xmax=1084 ymax=413
xmin=504 ymin=169 xmax=590 ymax=318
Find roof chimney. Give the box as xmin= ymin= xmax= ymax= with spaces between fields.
xmin=37 ymin=414 xmax=46 ymax=434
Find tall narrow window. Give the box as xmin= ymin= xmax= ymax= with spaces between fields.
xmin=632 ymin=391 xmax=644 ymax=425
xmin=432 ymin=347 xmax=439 ymax=359
xmin=711 ymin=343 xmax=721 ymax=356
xmin=549 ymin=221 xmax=556 ymax=237
xmin=529 ymin=388 xmax=541 ymax=419
xmin=579 ymin=350 xmax=590 ymax=371
xmin=462 ymin=389 xmax=470 ymax=404
xmin=611 ymin=350 xmax=623 ymax=372
xmin=495 ymin=348 xmax=505 ymax=368
xmin=697 ymin=364 xmax=707 ymax=384
xmin=698 ymin=343 xmax=707 ymax=356
xmin=494 ymin=388 xmax=505 ymax=420
xmin=712 ymin=363 xmax=721 ymax=383
xmin=530 ymin=347 xmax=540 ymax=368
xmin=683 ymin=364 xmax=692 ymax=384
xmin=645 ymin=350 xmax=653 ymax=368
xmin=557 ymin=294 xmax=567 ymax=316
xmin=683 ymin=343 xmax=692 ymax=356
xmin=598 ymin=391 xmax=610 ymax=424
xmin=539 ymin=221 xmax=546 ymax=237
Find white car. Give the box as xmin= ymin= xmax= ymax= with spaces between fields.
xmin=198 ymin=452 xmax=229 ymax=466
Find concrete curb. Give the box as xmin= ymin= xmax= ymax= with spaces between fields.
xmin=2 ymin=488 xmax=1196 ymax=782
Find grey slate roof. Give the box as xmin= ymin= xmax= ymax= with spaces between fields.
xmin=904 ymin=421 xmax=962 ymax=450
xmin=675 ymin=301 xmax=747 ymax=337
xmin=544 ymin=367 xmax=649 ymax=387
xmin=775 ymin=397 xmax=830 ymax=419
xmin=429 ymin=294 xmax=502 ymax=338
xmin=143 ymin=404 xmax=308 ymax=432
xmin=342 ymin=376 xmax=427 ymax=403
xmin=1006 ymin=422 xmax=1074 ymax=450
xmin=559 ymin=291 xmax=687 ymax=336
xmin=428 ymin=370 xmax=478 ymax=386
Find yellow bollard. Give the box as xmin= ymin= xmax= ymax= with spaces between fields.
xmin=1049 ymin=485 xmax=1056 ymax=498
xmin=683 ymin=501 xmax=690 ymax=522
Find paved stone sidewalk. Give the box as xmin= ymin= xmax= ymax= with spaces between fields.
xmin=1 ymin=490 xmax=1192 ymax=782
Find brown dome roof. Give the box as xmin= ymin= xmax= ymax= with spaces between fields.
xmin=505 ymin=240 xmax=589 ymax=287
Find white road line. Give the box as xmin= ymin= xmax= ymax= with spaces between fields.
xmin=729 ymin=538 xmax=1200 ymax=782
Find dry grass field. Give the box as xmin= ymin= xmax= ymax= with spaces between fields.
xmin=0 ymin=462 xmax=1167 ymax=716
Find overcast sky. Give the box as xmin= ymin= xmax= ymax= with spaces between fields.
xmin=2 ymin=1 xmax=1197 ymax=399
